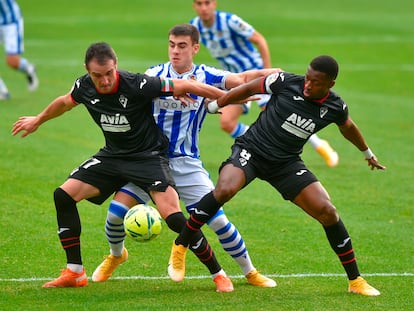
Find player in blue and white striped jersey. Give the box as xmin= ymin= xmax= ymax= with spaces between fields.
xmin=190 ymin=0 xmax=339 ymax=167
xmin=93 ymin=24 xmax=279 ymax=289
xmin=0 ymin=0 xmax=38 ymax=99
xmin=190 ymin=0 xmax=271 ymax=139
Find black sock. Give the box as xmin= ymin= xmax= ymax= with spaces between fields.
xmin=176 ymin=192 xmax=221 ymax=246
xmin=54 ymin=187 xmax=82 ymax=265
xmin=165 ymin=212 xmax=186 ymax=233
xmin=188 ymin=230 xmax=221 ymax=275
xmin=323 ymin=218 xmax=360 ymax=280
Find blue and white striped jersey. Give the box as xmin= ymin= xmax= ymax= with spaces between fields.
xmin=190 ymin=11 xmax=264 ymax=73
xmin=0 ymin=0 xmax=21 ymax=25
xmin=145 ymin=62 xmax=230 ymax=159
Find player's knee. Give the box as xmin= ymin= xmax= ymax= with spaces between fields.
xmin=6 ymin=55 xmax=19 ymax=69
xmin=220 ymin=119 xmax=235 ymax=133
xmin=213 ymin=185 xmax=237 ymax=203
xmin=317 ymin=202 xmax=339 ymax=226
xmin=54 ymin=187 xmax=76 ymax=206
xmin=165 ymin=212 xmax=186 ymax=233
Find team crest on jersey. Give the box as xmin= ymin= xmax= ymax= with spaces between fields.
xmin=119 ymin=95 xmax=128 ymax=108
xmin=320 ymin=106 xmax=328 ymax=118
xmin=236 ymin=21 xmax=248 ymax=31
xmin=189 ymin=75 xmax=197 ymax=81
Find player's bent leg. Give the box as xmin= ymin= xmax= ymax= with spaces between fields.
xmin=92 ymin=248 xmax=128 ymax=282
xmin=207 ymin=210 xmax=276 ymax=287
xmin=168 ymin=240 xmax=188 ymax=282
xmin=93 ymin=197 xmax=131 ymax=282
xmin=165 ymin=213 xmax=189 ymax=282
xmin=219 ymin=104 xmax=248 ymax=138
xmin=308 ymin=134 xmax=339 ymax=167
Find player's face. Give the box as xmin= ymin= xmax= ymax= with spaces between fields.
xmin=168 ymin=35 xmax=200 ymax=74
xmin=303 ymin=66 xmax=335 ymax=100
xmin=193 ymin=0 xmax=216 ymax=24
xmin=86 ymin=58 xmax=118 ymax=94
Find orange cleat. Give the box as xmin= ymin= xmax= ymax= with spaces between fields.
xmin=42 ymin=268 xmax=88 ymax=288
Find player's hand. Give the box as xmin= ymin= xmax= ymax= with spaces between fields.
xmin=174 ymin=94 xmax=196 ymax=107
xmin=366 ymin=156 xmax=386 ymax=170
xmin=204 ymin=98 xmax=222 ymax=114
xmin=12 ymin=116 xmax=40 ymax=138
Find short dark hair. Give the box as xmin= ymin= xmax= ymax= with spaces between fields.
xmin=85 ymin=42 xmax=117 ymax=66
xmin=169 ymin=24 xmax=200 ymax=45
xmin=310 ymin=55 xmax=339 ymax=80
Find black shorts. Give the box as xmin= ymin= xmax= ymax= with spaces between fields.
xmin=68 ymin=153 xmax=175 ymax=204
xmin=220 ymin=144 xmax=318 ymax=201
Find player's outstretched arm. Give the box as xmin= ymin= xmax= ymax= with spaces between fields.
xmin=338 ymin=118 xmax=386 ymax=170
xmin=205 ymin=77 xmax=264 ymax=114
xmin=226 ymin=68 xmax=283 ymax=89
xmin=249 ymin=31 xmax=271 ymax=69
xmin=171 ymin=79 xmax=226 ymax=101
xmin=12 ymin=93 xmax=76 ymax=138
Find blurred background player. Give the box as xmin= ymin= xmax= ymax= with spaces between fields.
xmin=190 ymin=0 xmax=338 ymax=167
xmin=0 ymin=0 xmax=38 ymax=99
xmin=92 ymin=24 xmax=277 ymax=289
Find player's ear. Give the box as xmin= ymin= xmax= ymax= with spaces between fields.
xmin=193 ymin=43 xmax=200 ymax=55
xmin=329 ymin=80 xmax=336 ymax=88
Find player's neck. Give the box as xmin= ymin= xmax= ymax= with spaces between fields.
xmin=201 ymin=14 xmax=215 ymax=28
xmin=172 ymin=63 xmax=194 ymax=75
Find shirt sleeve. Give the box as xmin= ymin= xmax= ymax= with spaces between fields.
xmin=70 ymin=77 xmax=84 ymax=105
xmin=264 ymin=72 xmax=287 ymax=94
xmin=136 ymin=74 xmax=174 ymax=97
xmin=335 ymin=99 xmax=349 ymax=126
xmin=227 ymin=14 xmax=255 ymax=38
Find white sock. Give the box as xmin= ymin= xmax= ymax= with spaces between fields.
xmin=208 ymin=210 xmax=255 ymax=275
xmin=0 ymin=78 xmax=9 ymax=93
xmin=106 ymin=200 xmax=129 ymax=256
xmin=211 ymin=269 xmax=227 ymax=279
xmin=67 ymin=263 xmax=83 ymax=273
xmin=308 ymin=134 xmax=323 ymax=148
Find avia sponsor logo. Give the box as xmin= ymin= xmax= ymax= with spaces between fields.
xmin=153 ymin=98 xmax=200 ymax=111
xmin=281 ymin=113 xmax=315 ymax=139
xmin=100 ymin=113 xmax=131 ymax=132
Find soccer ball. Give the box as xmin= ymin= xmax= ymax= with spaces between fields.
xmin=124 ymin=204 xmax=162 ymax=242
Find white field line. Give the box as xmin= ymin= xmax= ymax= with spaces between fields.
xmin=1 ymin=272 xmax=413 ymax=282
